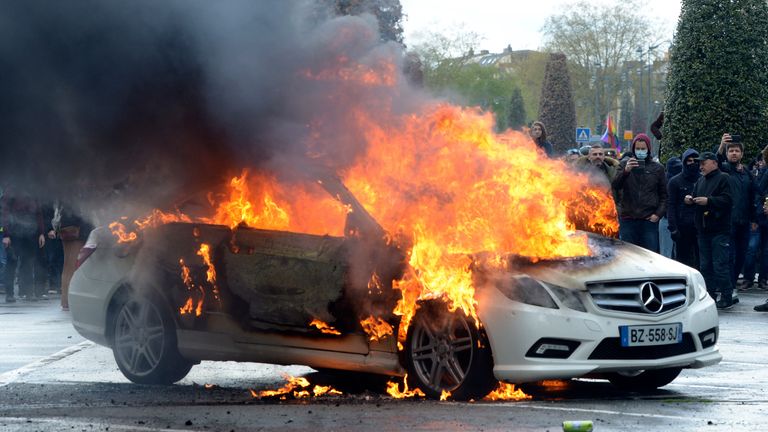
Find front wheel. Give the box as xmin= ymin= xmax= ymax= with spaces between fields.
xmin=112 ymin=292 xmax=193 ymax=384
xmin=403 ymin=301 xmax=496 ymax=400
xmin=607 ymin=367 xmax=682 ymax=391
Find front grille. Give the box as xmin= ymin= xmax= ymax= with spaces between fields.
xmin=587 ymin=278 xmax=688 ymax=314
xmin=588 ymin=333 xmax=696 ymax=360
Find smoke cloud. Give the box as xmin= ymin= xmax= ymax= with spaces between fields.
xmin=0 ymin=0 xmax=416 ymax=219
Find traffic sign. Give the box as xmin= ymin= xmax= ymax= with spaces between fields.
xmin=623 ymin=130 xmax=633 ymax=140
xmin=576 ymin=128 xmax=591 ymax=143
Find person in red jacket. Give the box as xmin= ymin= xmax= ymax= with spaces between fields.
xmin=1 ymin=185 xmax=46 ymax=302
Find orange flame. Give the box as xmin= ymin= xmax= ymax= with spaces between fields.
xmin=108 ymin=221 xmax=137 ymax=243
xmin=197 ymin=244 xmax=220 ymax=302
xmin=250 ymin=374 xmax=342 ymax=399
xmin=385 ymin=375 xmax=425 ymax=399
xmin=359 ymin=316 xmax=393 ymax=342
xmin=309 ymin=318 xmax=342 ymax=335
xmin=483 ymin=382 xmax=531 ymax=401
xmin=341 ymin=103 xmax=618 ymax=340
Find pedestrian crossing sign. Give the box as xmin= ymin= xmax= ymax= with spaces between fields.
xmin=576 ymin=128 xmax=591 ymax=142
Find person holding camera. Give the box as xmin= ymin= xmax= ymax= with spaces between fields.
xmin=667 ymin=149 xmax=701 ymax=269
xmin=686 ymin=151 xmax=734 ymax=309
xmin=716 ymin=133 xmax=755 ymax=293
xmin=611 ymin=133 xmax=668 ymax=253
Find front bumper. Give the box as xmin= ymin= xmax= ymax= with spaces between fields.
xmin=478 ymin=287 xmax=722 ymax=383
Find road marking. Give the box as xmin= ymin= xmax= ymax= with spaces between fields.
xmin=0 ymin=417 xmax=193 ymax=432
xmin=0 ymin=341 xmax=94 ymax=387
xmin=487 ymin=402 xmax=694 ymax=421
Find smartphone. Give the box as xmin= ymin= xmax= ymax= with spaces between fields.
xmin=634 ymin=160 xmax=646 ymax=171
xmin=731 ymin=134 xmax=742 ymax=143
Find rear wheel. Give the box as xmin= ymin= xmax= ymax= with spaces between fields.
xmin=607 ymin=367 xmax=682 ymax=391
xmin=112 ymin=292 xmax=193 ymax=384
xmin=404 ymin=301 xmax=496 ymax=400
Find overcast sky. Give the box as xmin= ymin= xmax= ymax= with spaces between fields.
xmin=400 ymin=0 xmax=682 ymax=52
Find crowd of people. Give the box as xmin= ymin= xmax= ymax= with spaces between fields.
xmin=548 ymin=124 xmax=768 ymax=311
xmin=0 ymin=185 xmax=92 ymax=311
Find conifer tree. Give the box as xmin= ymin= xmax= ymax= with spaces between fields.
xmin=662 ymin=0 xmax=768 ymax=159
xmin=538 ymin=53 xmax=577 ymax=153
xmin=507 ymin=87 xmax=527 ymax=130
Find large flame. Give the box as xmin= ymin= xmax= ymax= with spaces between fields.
xmin=340 ymin=103 xmax=617 ymax=339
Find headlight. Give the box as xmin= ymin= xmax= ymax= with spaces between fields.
xmin=494 ymin=275 xmax=558 ymax=309
xmin=545 ymin=283 xmax=587 ymax=312
xmin=691 ymin=270 xmax=708 ymax=301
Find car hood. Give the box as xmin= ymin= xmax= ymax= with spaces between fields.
xmin=513 ymin=233 xmax=694 ymax=290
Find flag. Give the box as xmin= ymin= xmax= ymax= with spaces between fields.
xmin=601 ymin=114 xmax=619 ymax=151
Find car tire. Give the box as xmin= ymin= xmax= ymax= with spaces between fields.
xmin=112 ymin=291 xmax=193 ymax=384
xmin=607 ymin=367 xmax=682 ymax=391
xmin=403 ymin=300 xmax=496 ymax=400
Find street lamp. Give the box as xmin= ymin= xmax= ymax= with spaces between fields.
xmin=593 ymin=61 xmax=601 ymax=135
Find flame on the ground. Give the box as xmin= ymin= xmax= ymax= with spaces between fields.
xmin=249 ymin=373 xmax=342 ymax=399
xmin=309 ymin=318 xmax=342 ymax=335
xmin=483 ymin=382 xmax=532 ymax=401
xmin=385 ymin=375 xmax=425 ymax=398
xmin=359 ymin=316 xmax=393 ymax=342
xmin=439 ymin=390 xmax=451 ymax=401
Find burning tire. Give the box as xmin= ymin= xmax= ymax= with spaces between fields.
xmin=404 ymin=301 xmax=496 ymax=400
xmin=112 ymin=292 xmax=193 ymax=384
xmin=607 ymin=367 xmax=682 ymax=391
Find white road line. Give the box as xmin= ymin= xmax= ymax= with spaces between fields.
xmin=0 ymin=417 xmax=193 ymax=432
xmin=0 ymin=341 xmax=94 ymax=387
xmin=486 ymin=402 xmax=695 ymax=421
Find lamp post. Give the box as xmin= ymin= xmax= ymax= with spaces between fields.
xmin=646 ymin=43 xmax=661 ymax=137
xmin=593 ymin=61 xmax=602 ymax=136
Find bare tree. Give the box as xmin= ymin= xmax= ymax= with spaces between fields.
xmin=542 ymin=0 xmax=662 ymax=133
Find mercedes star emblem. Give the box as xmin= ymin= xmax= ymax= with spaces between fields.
xmin=640 ymin=282 xmax=664 ymax=313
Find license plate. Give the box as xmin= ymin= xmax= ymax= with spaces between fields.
xmin=619 ymin=323 xmax=683 ymax=347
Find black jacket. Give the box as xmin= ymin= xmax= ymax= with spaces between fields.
xmin=719 ymin=161 xmax=755 ymax=225
xmin=667 ymin=172 xmax=698 ymax=232
xmin=691 ymin=169 xmax=732 ymax=234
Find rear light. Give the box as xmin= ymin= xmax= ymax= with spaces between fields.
xmin=75 ymin=247 xmax=96 ymax=270
xmin=75 ymin=228 xmax=101 ymax=270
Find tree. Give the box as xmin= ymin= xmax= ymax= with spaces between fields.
xmin=330 ymin=0 xmax=404 ymax=43
xmin=507 ymin=87 xmax=527 ymax=130
xmin=538 ymin=53 xmax=577 ymax=153
xmin=542 ymin=0 xmax=660 ymax=134
xmin=662 ymin=0 xmax=768 ymax=160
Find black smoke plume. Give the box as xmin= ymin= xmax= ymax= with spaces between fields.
xmin=0 ymin=0 xmax=413 ymax=220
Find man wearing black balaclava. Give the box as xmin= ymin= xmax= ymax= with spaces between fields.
xmin=667 ymin=148 xmax=701 ymax=269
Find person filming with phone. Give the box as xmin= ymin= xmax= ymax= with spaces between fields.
xmin=716 ymin=133 xmax=755 ymax=295
xmin=685 ymin=151 xmax=734 ymax=309
xmin=612 ymin=133 xmax=668 ymax=253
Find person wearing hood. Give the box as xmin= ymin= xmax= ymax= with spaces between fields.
xmin=667 ymin=149 xmax=701 ymax=269
xmin=611 ymin=133 xmax=668 ymax=253
xmin=529 ymin=121 xmax=553 ymax=158
xmin=659 ymin=157 xmax=683 ymax=259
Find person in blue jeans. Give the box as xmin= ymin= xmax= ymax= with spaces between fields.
xmin=612 ymin=134 xmax=668 ymax=253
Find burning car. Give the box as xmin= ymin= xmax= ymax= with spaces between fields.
xmin=69 ymin=171 xmax=721 ymax=401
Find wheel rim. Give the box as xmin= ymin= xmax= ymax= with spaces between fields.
xmin=410 ymin=313 xmax=475 ymax=393
xmin=114 ymin=299 xmax=167 ymax=377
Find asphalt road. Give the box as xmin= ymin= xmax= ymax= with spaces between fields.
xmin=1 ymin=290 xmax=767 ymax=431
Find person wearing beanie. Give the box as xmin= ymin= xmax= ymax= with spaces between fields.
xmin=667 ymin=149 xmax=701 ymax=269
xmin=611 ymin=133 xmax=668 ymax=253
